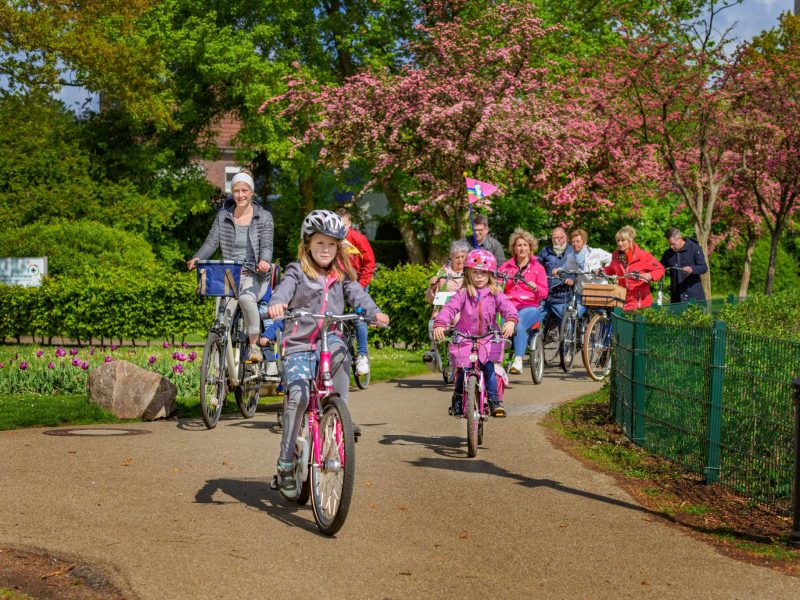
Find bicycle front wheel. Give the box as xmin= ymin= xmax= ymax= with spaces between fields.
xmin=542 ymin=316 xmax=560 ymax=366
xmin=528 ymin=332 xmax=544 ymax=384
xmin=310 ymin=395 xmax=355 ymax=536
xmin=582 ymin=313 xmax=613 ymax=381
xmin=466 ymin=374 xmax=480 ymax=458
xmin=559 ymin=312 xmax=576 ymax=373
xmin=199 ymin=332 xmax=226 ymax=429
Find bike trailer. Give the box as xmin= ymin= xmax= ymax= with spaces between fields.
xmin=581 ymin=283 xmax=627 ymax=309
xmin=196 ymin=260 xmax=242 ymax=297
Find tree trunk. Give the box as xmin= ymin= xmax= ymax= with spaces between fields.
xmin=764 ymin=226 xmax=782 ymax=295
xmin=693 ymin=223 xmax=712 ymax=300
xmin=738 ymin=236 xmax=757 ymax=298
xmin=299 ymin=176 xmax=314 ymax=215
xmin=383 ymin=183 xmax=425 ymax=264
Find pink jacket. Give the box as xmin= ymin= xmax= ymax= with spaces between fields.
xmin=434 ymin=288 xmax=518 ymax=367
xmin=498 ymin=257 xmax=548 ymax=309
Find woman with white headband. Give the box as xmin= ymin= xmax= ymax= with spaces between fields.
xmin=188 ymin=170 xmax=274 ymax=362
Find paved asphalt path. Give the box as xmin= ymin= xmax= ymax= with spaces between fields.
xmin=2 ymin=365 xmax=800 ymax=599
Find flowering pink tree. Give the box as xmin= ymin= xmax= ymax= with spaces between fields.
xmin=273 ymin=1 xmax=564 ymax=261
xmin=571 ymin=5 xmax=742 ymax=298
xmin=728 ymin=15 xmax=800 ymax=294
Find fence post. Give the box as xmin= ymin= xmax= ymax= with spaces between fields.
xmin=631 ymin=315 xmax=647 ymax=445
xmin=704 ymin=320 xmax=726 ymax=484
xmin=791 ymin=375 xmax=800 ymax=548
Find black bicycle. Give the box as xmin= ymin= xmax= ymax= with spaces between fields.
xmin=341 ymin=310 xmax=370 ymax=390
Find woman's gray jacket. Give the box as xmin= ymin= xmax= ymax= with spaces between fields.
xmin=193 ymin=204 xmax=274 ymax=264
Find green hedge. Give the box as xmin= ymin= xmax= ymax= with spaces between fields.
xmin=642 ymin=290 xmax=800 ymax=342
xmin=0 ymin=269 xmax=213 ymax=343
xmin=365 ymin=263 xmax=433 ymax=349
xmin=0 ymin=263 xmax=440 ymax=347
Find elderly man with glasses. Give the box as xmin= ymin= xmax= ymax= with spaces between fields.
xmin=537 ymin=226 xmax=577 ymax=322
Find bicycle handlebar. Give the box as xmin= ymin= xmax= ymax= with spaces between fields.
xmin=273 ymin=309 xmax=389 ymax=329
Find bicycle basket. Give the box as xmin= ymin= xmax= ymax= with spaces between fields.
xmin=196 ymin=260 xmax=242 ymax=297
xmin=449 ymin=334 xmax=504 ymax=369
xmin=581 ymin=283 xmax=626 ymax=308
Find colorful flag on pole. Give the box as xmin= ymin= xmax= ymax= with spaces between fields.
xmin=465 ymin=176 xmax=498 ymax=204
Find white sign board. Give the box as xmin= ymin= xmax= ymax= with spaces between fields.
xmin=0 ymin=257 xmax=48 ymax=287
xmin=433 ymin=291 xmax=455 ymax=306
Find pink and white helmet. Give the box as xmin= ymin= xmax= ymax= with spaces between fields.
xmin=464 ymin=249 xmax=496 ymax=273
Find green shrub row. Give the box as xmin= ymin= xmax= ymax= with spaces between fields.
xmin=641 ymin=290 xmax=800 ymax=342
xmin=0 ymin=268 xmax=214 ymax=343
xmin=0 ymin=263 xmax=441 ymax=347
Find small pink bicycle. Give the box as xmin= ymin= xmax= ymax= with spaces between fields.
xmin=274 ymin=310 xmax=382 ymax=535
xmin=450 ymin=330 xmax=509 ymax=458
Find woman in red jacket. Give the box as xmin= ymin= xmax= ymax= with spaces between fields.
xmin=604 ymin=226 xmax=665 ymax=311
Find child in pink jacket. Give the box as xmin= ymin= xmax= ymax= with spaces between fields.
xmin=433 ymin=249 xmax=518 ymax=417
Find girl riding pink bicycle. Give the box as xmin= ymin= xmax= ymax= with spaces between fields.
xmin=433 ymin=249 xmax=517 ymax=418
xmin=267 ymin=210 xmax=389 ymax=499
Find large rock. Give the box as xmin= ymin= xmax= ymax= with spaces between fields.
xmin=88 ymin=360 xmax=177 ymax=420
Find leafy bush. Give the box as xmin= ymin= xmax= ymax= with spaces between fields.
xmin=368 ymin=263 xmax=434 ymax=348
xmin=0 ymin=220 xmax=159 ymax=278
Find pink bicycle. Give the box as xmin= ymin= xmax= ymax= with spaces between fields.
xmin=450 ymin=330 xmax=509 ymax=458
xmin=275 ymin=310 xmax=382 ymax=535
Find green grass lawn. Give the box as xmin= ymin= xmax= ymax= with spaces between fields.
xmin=0 ymin=346 xmax=430 ymax=430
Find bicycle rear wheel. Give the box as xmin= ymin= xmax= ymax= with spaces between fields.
xmin=199 ymin=332 xmax=226 ymax=429
xmin=542 ymin=316 xmax=560 ymax=366
xmin=310 ymin=395 xmax=355 ymax=535
xmin=231 ymin=309 xmax=260 ymax=418
xmin=528 ymin=332 xmax=544 ymax=384
xmin=582 ymin=313 xmax=613 ymax=381
xmin=353 ymin=352 xmax=370 ymax=390
xmin=466 ymin=374 xmax=480 ymax=458
xmin=559 ymin=312 xmax=576 ymax=372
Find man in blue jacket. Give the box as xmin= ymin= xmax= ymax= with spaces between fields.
xmin=660 ymin=228 xmax=708 ymax=303
xmin=538 ymin=226 xmax=576 ymax=321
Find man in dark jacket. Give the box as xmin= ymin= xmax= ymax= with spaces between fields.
xmin=538 ymin=226 xmax=576 ymax=321
xmin=660 ymin=228 xmax=708 ymax=303
xmin=461 ymin=214 xmax=505 ymax=264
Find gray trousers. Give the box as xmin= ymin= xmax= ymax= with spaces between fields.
xmin=279 ymin=337 xmax=351 ymax=463
xmin=223 ymin=272 xmax=269 ymax=337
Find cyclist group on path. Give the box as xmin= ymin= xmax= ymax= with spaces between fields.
xmin=185 ymin=168 xmax=710 ymax=531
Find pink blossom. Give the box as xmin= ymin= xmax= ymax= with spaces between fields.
xmin=47 ymin=362 xmax=55 ymax=369
xmin=104 ymin=356 xmax=113 ymax=363
xmin=71 ymin=358 xmax=81 ymax=367
xmin=188 ymin=351 xmax=197 ymax=362
xmin=148 ymin=355 xmax=157 ymax=365
xmin=80 ymin=362 xmax=89 ymax=370
xmin=55 ymin=347 xmax=66 ymax=358
xmin=69 ymin=348 xmax=78 ymax=356
xmin=162 ymin=341 xmax=171 ymax=349
xmin=172 ymin=364 xmax=184 ymax=374
xmin=19 ymin=361 xmax=28 ymax=370
xmin=36 ymin=350 xmax=44 ymax=358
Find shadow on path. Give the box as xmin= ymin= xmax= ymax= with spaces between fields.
xmin=195 ymin=478 xmax=320 ymax=535
xmin=407 ymin=456 xmax=663 ymax=518
xmin=380 ymin=433 xmax=472 ymax=458
xmin=390 ymin=378 xmax=451 ymax=391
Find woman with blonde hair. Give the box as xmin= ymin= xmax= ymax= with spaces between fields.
xmin=604 ymin=226 xmax=664 ymax=310
xmin=497 ymin=228 xmax=548 ymax=374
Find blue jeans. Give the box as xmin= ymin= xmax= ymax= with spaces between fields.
xmin=513 ymin=306 xmax=544 ymax=356
xmin=454 ymin=361 xmax=498 ymax=403
xmin=356 ymin=285 xmax=369 ymax=356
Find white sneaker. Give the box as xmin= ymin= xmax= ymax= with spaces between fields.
xmin=355 ymin=355 xmax=370 ymax=376
xmin=509 ymin=356 xmax=523 ymax=374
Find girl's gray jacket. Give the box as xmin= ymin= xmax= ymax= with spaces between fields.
xmin=269 ymin=262 xmax=380 ymax=355
xmin=193 ymin=204 xmax=274 ymax=264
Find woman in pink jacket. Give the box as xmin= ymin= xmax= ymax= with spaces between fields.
xmin=433 ymin=249 xmax=518 ymax=417
xmin=497 ymin=229 xmax=548 ymax=374
xmin=604 ymin=226 xmax=665 ymax=311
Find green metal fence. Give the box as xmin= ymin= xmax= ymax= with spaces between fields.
xmin=611 ymin=311 xmax=799 ymax=515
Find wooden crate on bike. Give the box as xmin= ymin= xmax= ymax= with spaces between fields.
xmin=581 ymin=283 xmax=627 ymax=308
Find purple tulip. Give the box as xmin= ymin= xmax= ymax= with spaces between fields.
xmin=36 ymin=349 xmax=44 ymax=358
xmin=19 ymin=361 xmax=28 ymax=370
xmin=148 ymin=355 xmax=157 ymax=365
xmin=71 ymin=358 xmax=81 ymax=367
xmin=47 ymin=362 xmax=55 ymax=369
xmin=172 ymin=351 xmax=187 ymax=361
xmin=69 ymin=348 xmax=78 ymax=356
xmin=90 ymin=347 xmax=96 ymax=355
xmin=104 ymin=356 xmax=113 ymax=363
xmin=172 ymin=363 xmax=184 ymax=374
xmin=111 ymin=344 xmax=118 ymax=351
xmin=181 ymin=342 xmax=189 ymax=349
xmin=162 ymin=341 xmax=171 ymax=349
xmin=55 ymin=347 xmax=66 ymax=358
xmin=188 ymin=351 xmax=197 ymax=362
xmin=80 ymin=361 xmax=89 ymax=370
